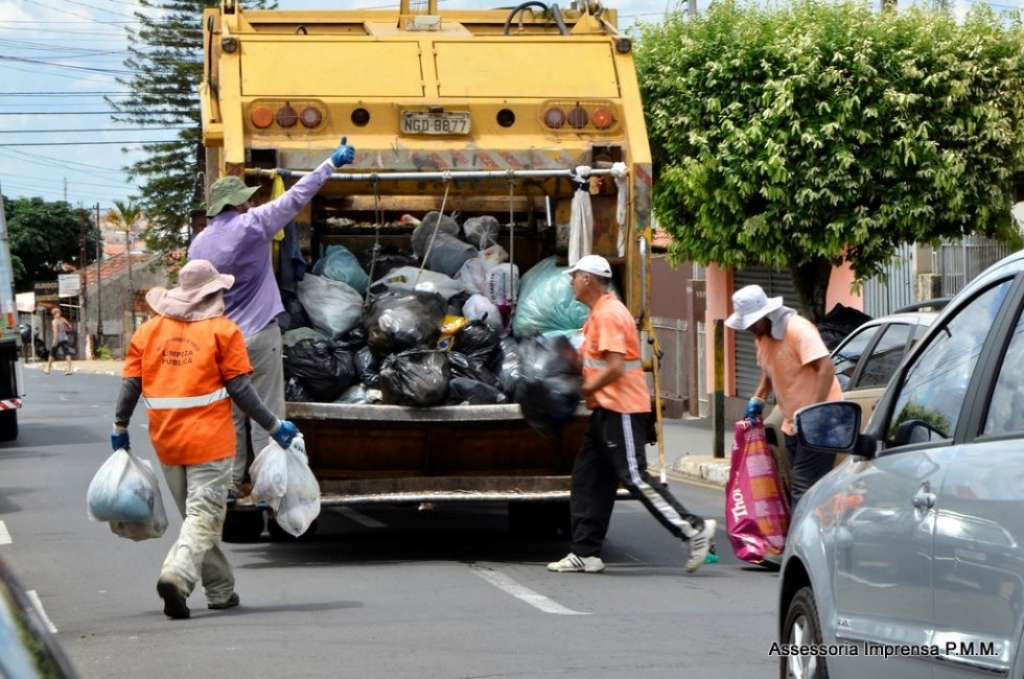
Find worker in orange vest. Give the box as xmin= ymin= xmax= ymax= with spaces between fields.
xmin=111 ymin=259 xmax=301 ymax=620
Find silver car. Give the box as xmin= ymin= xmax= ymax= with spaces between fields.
xmin=778 ymin=250 xmax=1024 ymax=679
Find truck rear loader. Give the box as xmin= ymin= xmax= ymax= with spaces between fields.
xmin=200 ymin=0 xmax=662 ymax=541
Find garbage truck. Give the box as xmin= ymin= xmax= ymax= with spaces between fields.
xmin=0 ymin=192 xmax=24 ymax=441
xmin=200 ymin=0 xmax=660 ymax=541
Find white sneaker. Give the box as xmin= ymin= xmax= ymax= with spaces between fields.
xmin=685 ymin=519 xmax=717 ymax=573
xmin=547 ymin=552 xmax=606 ymax=573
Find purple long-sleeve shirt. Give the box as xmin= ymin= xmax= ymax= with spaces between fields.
xmin=188 ymin=160 xmax=335 ymax=337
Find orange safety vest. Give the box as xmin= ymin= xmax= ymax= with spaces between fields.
xmin=580 ymin=293 xmax=651 ymax=414
xmin=122 ymin=315 xmax=254 ymax=466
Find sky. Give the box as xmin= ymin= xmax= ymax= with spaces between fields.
xmin=0 ymin=0 xmax=677 ymax=215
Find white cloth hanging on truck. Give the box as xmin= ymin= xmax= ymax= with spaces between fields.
xmin=568 ymin=165 xmax=593 ymax=266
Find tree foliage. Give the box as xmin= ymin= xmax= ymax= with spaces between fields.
xmin=2 ymin=196 xmax=100 ymax=291
xmin=635 ymin=0 xmax=1024 ymax=320
xmin=108 ymin=0 xmax=207 ymax=260
xmin=108 ymin=0 xmax=272 ymax=261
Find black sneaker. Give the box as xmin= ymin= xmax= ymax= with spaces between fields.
xmin=157 ymin=578 xmax=190 ymax=620
xmin=208 ymin=592 xmax=240 ymax=610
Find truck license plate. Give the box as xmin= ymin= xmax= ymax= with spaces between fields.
xmin=401 ymin=111 xmax=471 ymax=135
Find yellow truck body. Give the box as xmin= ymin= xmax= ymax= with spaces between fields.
xmin=200 ymin=0 xmax=658 ymax=537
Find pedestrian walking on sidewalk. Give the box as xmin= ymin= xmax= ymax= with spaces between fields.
xmin=111 ymin=260 xmax=301 ymax=619
xmin=547 ymin=255 xmax=716 ymax=575
xmin=45 ymin=307 xmax=73 ymax=375
xmin=725 ymin=284 xmax=843 ymax=510
xmin=188 ymin=136 xmax=355 ymax=503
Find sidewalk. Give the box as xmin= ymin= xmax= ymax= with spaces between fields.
xmin=24 ymin=357 xmax=731 ymax=486
xmin=660 ymin=418 xmax=731 ymax=488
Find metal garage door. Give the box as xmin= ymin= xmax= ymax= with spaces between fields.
xmin=732 ymin=269 xmax=800 ymax=398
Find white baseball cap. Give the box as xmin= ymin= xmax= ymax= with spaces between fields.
xmin=725 ymin=284 xmax=783 ymax=330
xmin=565 ymin=254 xmax=612 ymax=278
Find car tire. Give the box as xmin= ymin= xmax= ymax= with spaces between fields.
xmin=780 ymin=586 xmax=829 ymax=679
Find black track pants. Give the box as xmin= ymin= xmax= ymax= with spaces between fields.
xmin=569 ymin=408 xmax=704 ymax=557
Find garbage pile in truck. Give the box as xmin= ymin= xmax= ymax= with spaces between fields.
xmin=280 ymin=211 xmax=589 ymax=433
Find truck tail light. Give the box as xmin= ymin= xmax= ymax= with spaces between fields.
xmin=299 ymin=106 xmax=323 ymax=128
xmin=567 ymin=106 xmax=589 ymax=129
xmin=543 ymin=106 xmax=566 ymax=129
xmin=591 ymin=106 xmax=614 ymax=130
xmin=276 ymin=103 xmax=298 ymax=128
xmin=251 ymin=105 xmax=274 ymax=129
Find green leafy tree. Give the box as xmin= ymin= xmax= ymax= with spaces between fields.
xmin=108 ymin=0 xmax=273 ymax=261
xmin=636 ymin=0 xmax=1024 ymax=321
xmin=2 ymin=196 xmax=100 ymax=290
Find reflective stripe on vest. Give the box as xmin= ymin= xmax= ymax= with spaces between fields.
xmin=143 ymin=387 xmax=229 ymax=410
xmin=583 ymin=358 xmax=643 ymax=370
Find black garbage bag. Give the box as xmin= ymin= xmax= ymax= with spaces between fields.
xmin=446 ymin=351 xmax=500 ymax=388
xmin=278 ymin=293 xmax=311 ymax=332
xmin=817 ymin=304 xmax=872 ymax=351
xmin=285 ymin=376 xmax=312 ymax=402
xmin=358 ymin=244 xmax=418 ymax=279
xmin=454 ymin=320 xmax=500 ymax=365
xmin=335 ymin=324 xmax=368 ymax=351
xmin=354 ymin=345 xmax=381 ymax=388
xmin=490 ymin=336 xmax=523 ymax=396
xmin=34 ymin=337 xmax=49 ymax=361
xmin=380 ymin=350 xmax=450 ymax=407
xmin=283 ymin=338 xmax=356 ymax=403
xmin=365 ymin=289 xmax=446 ymax=358
xmin=446 ymin=377 xmax=507 ymax=405
xmin=513 ymin=335 xmax=583 ymax=438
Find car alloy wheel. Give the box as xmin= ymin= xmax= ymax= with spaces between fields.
xmin=781 ymin=586 xmax=829 ymax=679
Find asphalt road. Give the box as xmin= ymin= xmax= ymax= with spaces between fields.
xmin=1 ymin=369 xmax=780 ymax=679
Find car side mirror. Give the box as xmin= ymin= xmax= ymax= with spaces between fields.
xmin=795 ymin=401 xmax=861 ymax=452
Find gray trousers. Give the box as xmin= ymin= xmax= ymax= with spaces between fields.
xmin=160 ymin=456 xmax=235 ymax=606
xmin=233 ymin=322 xmax=285 ymax=490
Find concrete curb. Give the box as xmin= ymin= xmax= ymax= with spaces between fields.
xmin=671 ymin=455 xmax=730 ymax=487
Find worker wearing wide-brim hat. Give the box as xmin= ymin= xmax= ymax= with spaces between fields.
xmin=725 ymin=284 xmax=843 ymax=510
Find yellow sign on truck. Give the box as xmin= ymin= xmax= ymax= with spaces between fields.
xmin=200 ymin=0 xmax=660 ymax=541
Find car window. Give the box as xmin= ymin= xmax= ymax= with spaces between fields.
xmin=831 ymin=326 xmax=876 ymax=389
xmin=853 ymin=322 xmax=912 ymax=389
xmin=886 ymin=281 xmax=1012 ymax=442
xmin=984 ymin=303 xmax=1024 ymax=436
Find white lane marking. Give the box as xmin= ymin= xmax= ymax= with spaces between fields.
xmin=333 ymin=507 xmax=387 ymax=529
xmin=26 ymin=590 xmax=59 ymax=633
xmin=469 ymin=564 xmax=589 ymax=616
xmin=0 ymin=520 xmax=10 ymax=545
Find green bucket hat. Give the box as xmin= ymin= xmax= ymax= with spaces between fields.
xmin=206 ymin=176 xmax=260 ymax=217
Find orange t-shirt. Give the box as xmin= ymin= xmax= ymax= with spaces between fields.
xmin=755 ymin=315 xmax=843 ymax=436
xmin=122 ymin=315 xmax=254 ymax=466
xmin=580 ymin=293 xmax=651 ymax=414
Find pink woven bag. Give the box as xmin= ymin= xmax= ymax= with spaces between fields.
xmin=725 ymin=420 xmax=790 ymax=566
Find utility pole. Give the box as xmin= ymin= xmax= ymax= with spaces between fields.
xmin=78 ymin=206 xmax=88 ymax=357
xmin=95 ymin=203 xmax=103 ymax=347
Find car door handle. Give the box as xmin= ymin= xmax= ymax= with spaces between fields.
xmin=912 ymin=490 xmax=936 ymax=510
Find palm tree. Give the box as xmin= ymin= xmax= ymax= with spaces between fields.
xmin=107 ymin=200 xmax=144 ymax=333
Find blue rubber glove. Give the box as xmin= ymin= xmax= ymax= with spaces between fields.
xmin=111 ymin=425 xmax=129 ymax=451
xmin=329 ymin=136 xmax=355 ymax=168
xmin=744 ymin=398 xmax=765 ymax=422
xmin=272 ymin=420 xmax=300 ymax=449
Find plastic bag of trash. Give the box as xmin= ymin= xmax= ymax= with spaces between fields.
xmin=462 ymin=294 xmax=503 ymax=331
xmin=512 ymin=257 xmax=589 ymax=339
xmin=446 ymin=351 xmax=500 ymax=388
xmin=380 ymin=350 xmax=451 ymax=407
xmin=312 ymin=244 xmax=370 ymax=295
xmin=354 ymin=345 xmax=381 ymax=388
xmin=296 ymin=274 xmax=364 ymax=339
xmin=365 ymin=289 xmax=446 ymax=358
xmin=491 ymin=336 xmax=523 ymax=396
xmin=411 ymin=211 xmax=460 ymax=258
xmin=513 ymin=335 xmax=583 ymax=438
xmin=463 ymin=215 xmax=501 ymax=249
xmin=275 ymin=437 xmax=321 ymax=537
xmin=454 ymin=320 xmax=501 ymax=365
xmin=88 ymin=448 xmax=168 ymax=542
xmin=250 ymin=440 xmax=289 ymax=511
xmin=372 ymin=266 xmax=465 ymax=301
xmin=283 ymin=337 xmax=356 ymax=402
xmin=446 ymin=377 xmax=507 ymax=405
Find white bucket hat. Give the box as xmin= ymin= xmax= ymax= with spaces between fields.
xmin=565 ymin=254 xmax=612 ymax=278
xmin=146 ymin=259 xmax=235 ymax=320
xmin=725 ymin=285 xmax=783 ymax=330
